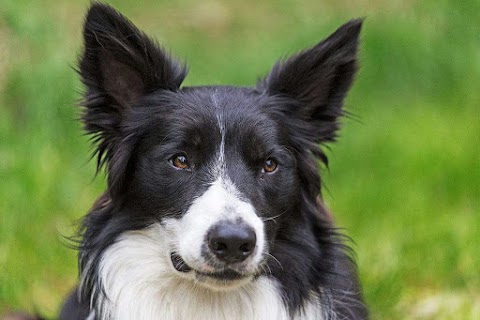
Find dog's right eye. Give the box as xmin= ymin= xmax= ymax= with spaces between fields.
xmin=262 ymin=158 xmax=278 ymax=173
xmin=170 ymin=154 xmax=190 ymax=170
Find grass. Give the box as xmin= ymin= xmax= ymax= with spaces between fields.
xmin=0 ymin=0 xmax=479 ymax=318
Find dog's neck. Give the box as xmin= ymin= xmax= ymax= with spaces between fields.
xmin=83 ymin=224 xmax=324 ymax=320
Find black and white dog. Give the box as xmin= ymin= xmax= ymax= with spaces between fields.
xmin=60 ymin=3 xmax=367 ymax=320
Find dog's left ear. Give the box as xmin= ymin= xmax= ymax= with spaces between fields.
xmin=259 ymin=19 xmax=363 ymax=142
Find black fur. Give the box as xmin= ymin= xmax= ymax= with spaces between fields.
xmin=62 ymin=3 xmax=367 ymax=319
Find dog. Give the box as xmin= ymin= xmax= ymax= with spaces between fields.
xmin=58 ymin=3 xmax=368 ymax=320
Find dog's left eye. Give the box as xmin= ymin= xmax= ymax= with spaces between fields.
xmin=170 ymin=154 xmax=190 ymax=170
xmin=262 ymin=158 xmax=278 ymax=173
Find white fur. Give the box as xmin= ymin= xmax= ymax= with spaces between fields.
xmin=163 ymin=176 xmax=266 ymax=281
xmin=94 ymin=224 xmax=324 ymax=320
xmin=209 ymin=91 xmax=226 ymax=178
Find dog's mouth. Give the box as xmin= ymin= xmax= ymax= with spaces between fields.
xmin=170 ymin=252 xmax=248 ymax=281
xmin=170 ymin=252 xmax=192 ymax=273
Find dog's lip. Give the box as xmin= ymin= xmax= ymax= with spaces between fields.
xmin=196 ymin=269 xmax=246 ymax=281
xmin=170 ymin=252 xmax=249 ymax=281
xmin=170 ymin=252 xmax=192 ymax=273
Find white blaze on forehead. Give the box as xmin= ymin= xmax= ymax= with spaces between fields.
xmin=171 ymin=176 xmax=265 ymax=269
xmin=210 ymin=91 xmax=226 ymax=177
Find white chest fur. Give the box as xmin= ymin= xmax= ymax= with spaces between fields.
xmin=90 ymin=225 xmax=323 ymax=320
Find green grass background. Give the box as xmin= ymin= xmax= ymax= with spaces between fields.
xmin=0 ymin=0 xmax=479 ymax=319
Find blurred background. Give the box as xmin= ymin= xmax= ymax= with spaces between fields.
xmin=0 ymin=0 xmax=479 ymax=319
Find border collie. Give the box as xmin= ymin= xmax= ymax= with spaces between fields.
xmin=59 ymin=3 xmax=367 ymax=320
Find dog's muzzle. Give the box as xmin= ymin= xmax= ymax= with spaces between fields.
xmin=170 ymin=221 xmax=259 ymax=284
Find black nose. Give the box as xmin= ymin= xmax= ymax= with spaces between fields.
xmin=207 ymin=222 xmax=257 ymax=263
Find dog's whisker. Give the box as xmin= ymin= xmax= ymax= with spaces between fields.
xmin=265 ymin=253 xmax=283 ymax=271
xmin=261 ymin=209 xmax=288 ymax=223
xmin=262 ymin=262 xmax=272 ymax=275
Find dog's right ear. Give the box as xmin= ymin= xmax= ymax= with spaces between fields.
xmin=79 ymin=3 xmax=187 ymax=193
xmin=80 ymin=3 xmax=186 ymax=108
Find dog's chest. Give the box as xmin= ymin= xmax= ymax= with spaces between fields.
xmin=96 ymin=276 xmax=322 ymax=320
xmin=91 ymin=229 xmax=323 ymax=320
xmin=106 ymin=278 xmax=285 ymax=320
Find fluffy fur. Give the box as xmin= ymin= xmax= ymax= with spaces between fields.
xmin=59 ymin=3 xmax=368 ymax=320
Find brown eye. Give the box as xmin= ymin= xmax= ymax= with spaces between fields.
xmin=171 ymin=154 xmax=190 ymax=170
xmin=263 ymin=158 xmax=277 ymax=173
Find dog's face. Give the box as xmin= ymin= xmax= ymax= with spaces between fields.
xmin=80 ymin=4 xmax=361 ymax=291
xmin=125 ymin=88 xmax=300 ymax=289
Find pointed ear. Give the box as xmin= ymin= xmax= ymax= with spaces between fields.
xmin=259 ymin=19 xmax=363 ymax=142
xmin=80 ymin=3 xmax=186 ymax=109
xmin=79 ymin=3 xmax=187 ymax=195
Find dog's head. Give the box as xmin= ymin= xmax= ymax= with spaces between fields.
xmin=79 ymin=4 xmax=361 ymax=291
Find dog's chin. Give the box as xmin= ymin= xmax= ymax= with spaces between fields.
xmin=170 ymin=253 xmax=255 ymax=291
